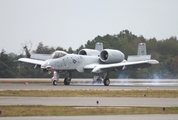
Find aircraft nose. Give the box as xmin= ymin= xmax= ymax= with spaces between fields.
xmin=41 ymin=60 xmax=53 ymax=70
xmin=45 ymin=65 xmax=54 ymax=70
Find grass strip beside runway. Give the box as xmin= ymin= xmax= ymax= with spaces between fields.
xmin=0 ymin=90 xmax=178 ymax=98
xmin=0 ymin=105 xmax=178 ymax=116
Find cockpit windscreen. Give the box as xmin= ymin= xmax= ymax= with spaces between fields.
xmin=49 ymin=51 xmax=67 ymax=59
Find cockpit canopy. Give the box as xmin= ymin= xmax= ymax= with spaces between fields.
xmin=49 ymin=51 xmax=67 ymax=59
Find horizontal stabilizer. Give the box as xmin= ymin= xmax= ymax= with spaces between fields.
xmin=127 ymin=55 xmax=151 ymax=62
xmin=30 ymin=54 xmax=50 ymax=60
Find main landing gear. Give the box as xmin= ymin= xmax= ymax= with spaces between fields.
xmin=103 ymin=78 xmax=110 ymax=86
xmin=64 ymin=77 xmax=71 ymax=85
xmin=103 ymin=72 xmax=110 ymax=86
xmin=64 ymin=71 xmax=72 ymax=85
xmin=51 ymin=70 xmax=110 ymax=86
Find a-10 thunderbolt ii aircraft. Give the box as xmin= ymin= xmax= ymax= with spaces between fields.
xmin=18 ymin=42 xmax=159 ymax=86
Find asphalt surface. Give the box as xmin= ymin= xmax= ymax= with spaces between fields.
xmin=0 ymin=79 xmax=178 ymax=120
xmin=0 ymin=83 xmax=178 ymax=90
xmin=1 ymin=115 xmax=178 ymax=120
xmin=0 ymin=79 xmax=178 ymax=90
xmin=0 ymin=97 xmax=178 ymax=107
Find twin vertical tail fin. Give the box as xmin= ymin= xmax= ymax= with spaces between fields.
xmin=95 ymin=42 xmax=103 ymax=52
xmin=127 ymin=43 xmax=151 ymax=62
xmin=137 ymin=43 xmax=147 ymax=55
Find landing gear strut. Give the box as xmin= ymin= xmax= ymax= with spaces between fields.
xmin=103 ymin=72 xmax=110 ymax=86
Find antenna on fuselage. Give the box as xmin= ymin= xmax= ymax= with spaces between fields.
xmin=95 ymin=42 xmax=103 ymax=52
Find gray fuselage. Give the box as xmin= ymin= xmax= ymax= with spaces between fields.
xmin=45 ymin=54 xmax=100 ymax=72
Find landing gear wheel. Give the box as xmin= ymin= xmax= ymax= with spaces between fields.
xmin=53 ymin=80 xmax=57 ymax=86
xmin=103 ymin=78 xmax=110 ymax=86
xmin=64 ymin=77 xmax=71 ymax=85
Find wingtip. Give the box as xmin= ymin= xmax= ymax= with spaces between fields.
xmin=149 ymin=60 xmax=159 ymax=64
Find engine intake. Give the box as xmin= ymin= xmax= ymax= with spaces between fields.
xmin=78 ymin=49 xmax=100 ymax=56
xmin=100 ymin=49 xmax=125 ymax=63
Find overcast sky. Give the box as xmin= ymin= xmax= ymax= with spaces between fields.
xmin=0 ymin=0 xmax=178 ymax=54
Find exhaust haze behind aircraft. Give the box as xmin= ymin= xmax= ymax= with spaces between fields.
xmin=18 ymin=42 xmax=159 ymax=86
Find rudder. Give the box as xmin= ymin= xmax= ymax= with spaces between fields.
xmin=137 ymin=43 xmax=147 ymax=55
xmin=95 ymin=42 xmax=103 ymax=52
xmin=127 ymin=43 xmax=151 ymax=62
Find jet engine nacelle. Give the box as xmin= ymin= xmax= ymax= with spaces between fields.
xmin=100 ymin=49 xmax=125 ymax=63
xmin=78 ymin=49 xmax=100 ymax=56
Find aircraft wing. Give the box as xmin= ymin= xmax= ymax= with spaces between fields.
xmin=84 ymin=60 xmax=159 ymax=73
xmin=18 ymin=58 xmax=45 ymax=65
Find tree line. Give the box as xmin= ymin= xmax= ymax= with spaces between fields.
xmin=1 ymin=30 xmax=178 ymax=79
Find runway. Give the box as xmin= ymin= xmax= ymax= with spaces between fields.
xmin=0 ymin=79 xmax=178 ymax=120
xmin=1 ymin=97 xmax=178 ymax=107
xmin=0 ymin=83 xmax=178 ymax=90
xmin=1 ymin=115 xmax=178 ymax=120
xmin=0 ymin=78 xmax=178 ymax=90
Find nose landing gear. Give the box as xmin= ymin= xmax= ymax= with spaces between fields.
xmin=53 ymin=80 xmax=57 ymax=85
xmin=52 ymin=71 xmax=59 ymax=86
